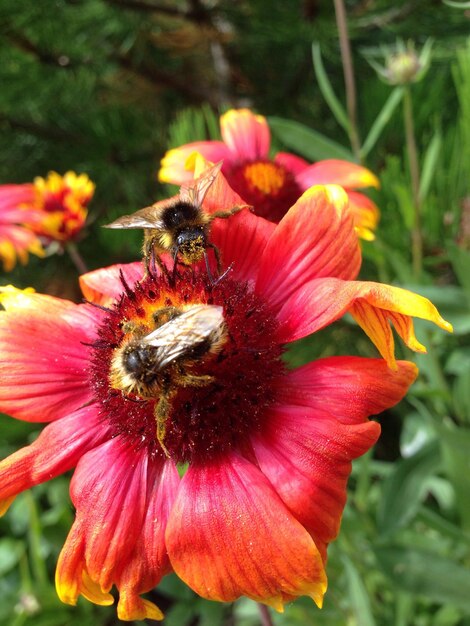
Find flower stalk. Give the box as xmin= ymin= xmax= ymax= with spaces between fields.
xmin=403 ymin=86 xmax=423 ymax=278
xmin=333 ymin=0 xmax=361 ymax=161
xmin=66 ymin=242 xmax=88 ymax=275
xmin=258 ymin=602 xmax=275 ymax=626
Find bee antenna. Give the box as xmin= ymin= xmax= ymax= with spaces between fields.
xmin=82 ymin=298 xmax=113 ymax=313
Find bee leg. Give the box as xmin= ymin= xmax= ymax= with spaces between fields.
xmin=155 ymin=391 xmax=173 ymax=458
xmin=206 ymin=242 xmax=222 ymax=275
xmin=178 ymin=373 xmax=214 ymax=387
xmin=143 ymin=233 xmax=171 ymax=281
xmin=209 ymin=204 xmax=250 ymax=220
xmin=171 ymin=247 xmax=180 ymax=282
xmin=203 ymin=250 xmax=216 ymax=284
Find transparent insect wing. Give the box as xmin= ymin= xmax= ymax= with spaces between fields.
xmin=179 ymin=161 xmax=223 ymax=207
xmin=143 ymin=304 xmax=225 ymax=369
xmin=103 ymin=198 xmax=176 ymax=230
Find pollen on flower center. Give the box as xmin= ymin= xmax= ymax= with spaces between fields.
xmin=226 ymin=159 xmax=302 ymax=222
xmin=88 ymin=268 xmax=285 ymax=464
xmin=243 ymin=161 xmax=286 ymax=195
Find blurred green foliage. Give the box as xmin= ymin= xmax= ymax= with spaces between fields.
xmin=1 ymin=1 xmax=470 ymax=625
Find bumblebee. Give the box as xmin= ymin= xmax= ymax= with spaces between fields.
xmin=109 ymin=304 xmax=227 ymax=455
xmin=104 ymin=162 xmax=249 ymax=275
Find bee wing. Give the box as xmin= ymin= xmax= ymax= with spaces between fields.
xmin=143 ymin=304 xmax=224 ymax=369
xmin=103 ymin=197 xmax=176 ymax=230
xmin=180 ymin=161 xmax=223 ymax=207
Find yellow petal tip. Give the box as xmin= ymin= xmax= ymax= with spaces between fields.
xmin=0 ymin=496 xmax=16 ymax=517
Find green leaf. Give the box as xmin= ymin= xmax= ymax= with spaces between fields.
xmin=0 ymin=538 xmax=25 ymax=575
xmin=443 ymin=0 xmax=470 ymax=7
xmin=376 ymin=441 xmax=440 ymax=536
xmin=419 ymin=127 xmax=442 ymax=203
xmin=391 ymin=182 xmax=414 ymax=229
xmin=445 ymin=348 xmax=470 ymax=375
xmin=311 ymin=42 xmax=349 ymax=132
xmin=435 ymin=419 xmax=470 ymax=530
xmin=361 ymin=87 xmax=404 ymax=158
xmin=343 ymin=556 xmax=376 ymax=626
xmin=164 ymin=603 xmax=196 ymax=626
xmin=197 ymin=599 xmax=227 ymax=626
xmin=267 ymin=116 xmax=354 ymax=161
xmin=375 ymin=545 xmax=470 ymax=612
xmin=447 ymin=241 xmax=470 ymax=302
xmin=453 ymin=368 xmax=470 ymax=424
xmin=417 ymin=507 xmax=470 ymax=547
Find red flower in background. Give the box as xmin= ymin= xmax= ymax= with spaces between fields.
xmin=159 ymin=108 xmax=380 ymax=240
xmin=0 ymin=165 xmax=450 ymax=620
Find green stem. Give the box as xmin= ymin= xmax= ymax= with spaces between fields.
xmin=403 ymin=86 xmax=422 ymax=279
xmin=25 ymin=492 xmax=48 ymax=588
xmin=333 ymin=0 xmax=361 ymax=161
xmin=354 ymin=448 xmax=373 ymax=511
xmin=258 ymin=603 xmax=274 ymax=626
xmin=66 ymin=241 xmax=88 ymax=275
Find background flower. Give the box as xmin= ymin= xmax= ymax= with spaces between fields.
xmin=31 ymin=171 xmax=95 ymax=243
xmin=159 ymin=109 xmax=380 ymax=240
xmin=0 ymin=185 xmax=45 ymax=270
xmin=0 ymin=172 xmax=94 ymax=259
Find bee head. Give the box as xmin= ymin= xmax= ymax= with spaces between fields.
xmin=176 ymin=227 xmax=207 ymax=263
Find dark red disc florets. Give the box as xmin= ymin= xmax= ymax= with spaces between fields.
xmin=226 ymin=160 xmax=302 ymax=222
xmin=89 ymin=268 xmax=285 ymax=464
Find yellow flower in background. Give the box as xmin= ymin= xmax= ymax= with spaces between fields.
xmin=32 ymin=171 xmax=95 ymax=242
xmin=0 ymin=171 xmax=94 ymax=271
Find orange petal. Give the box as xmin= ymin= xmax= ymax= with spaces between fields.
xmin=347 ymin=190 xmax=380 ymax=241
xmin=166 ymin=451 xmax=327 ymax=610
xmin=0 ymin=496 xmax=15 ymax=517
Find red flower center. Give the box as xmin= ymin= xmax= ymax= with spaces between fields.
xmin=89 ymin=269 xmax=285 ymax=464
xmin=226 ymin=160 xmax=302 ymax=222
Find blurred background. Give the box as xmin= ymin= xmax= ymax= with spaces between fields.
xmin=1 ymin=1 xmax=470 ymax=625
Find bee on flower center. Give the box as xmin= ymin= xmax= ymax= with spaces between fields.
xmin=109 ymin=304 xmax=227 ymax=456
xmin=104 ymin=162 xmax=249 ymax=276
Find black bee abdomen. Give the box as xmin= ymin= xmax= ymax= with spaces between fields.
xmin=184 ymin=338 xmax=212 ymax=360
xmin=162 ymin=202 xmax=199 ymax=229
